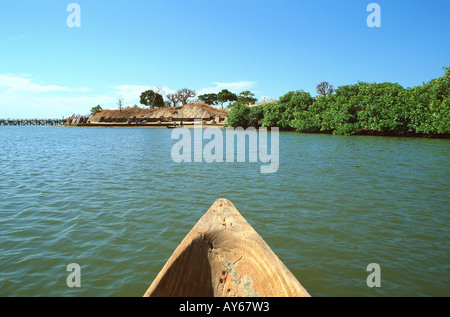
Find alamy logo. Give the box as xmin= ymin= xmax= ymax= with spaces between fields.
xmin=66 ymin=263 xmax=81 ymax=288
xmin=171 ymin=121 xmax=279 ymax=174
xmin=366 ymin=3 xmax=381 ymax=28
xmin=67 ymin=3 xmax=81 ymax=28
xmin=366 ymin=263 xmax=381 ymax=288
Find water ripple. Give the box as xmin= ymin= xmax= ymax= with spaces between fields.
xmin=0 ymin=127 xmax=449 ymax=296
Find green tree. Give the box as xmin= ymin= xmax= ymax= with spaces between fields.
xmin=406 ymin=66 xmax=450 ymax=134
xmin=237 ymin=90 xmax=257 ymax=105
xmin=225 ymin=102 xmax=266 ymax=128
xmin=140 ymin=90 xmax=165 ymax=108
xmin=90 ymin=105 xmax=103 ymax=115
xmin=198 ymin=93 xmax=218 ymax=106
xmin=226 ymin=102 xmax=251 ymax=128
xmin=355 ymin=82 xmax=407 ymax=133
xmin=217 ymin=89 xmax=237 ymax=109
xmin=226 ymin=66 xmax=450 ymax=136
xmin=261 ymin=90 xmax=314 ymax=130
xmin=248 ymin=105 xmax=265 ymax=127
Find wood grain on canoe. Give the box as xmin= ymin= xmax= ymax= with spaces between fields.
xmin=144 ymin=198 xmax=310 ymax=297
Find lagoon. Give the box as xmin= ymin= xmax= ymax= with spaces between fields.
xmin=0 ymin=125 xmax=449 ymax=296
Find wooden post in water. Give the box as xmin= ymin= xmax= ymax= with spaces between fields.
xmin=144 ymin=198 xmax=310 ymax=297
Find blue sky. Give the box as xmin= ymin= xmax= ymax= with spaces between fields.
xmin=0 ymin=0 xmax=449 ymax=118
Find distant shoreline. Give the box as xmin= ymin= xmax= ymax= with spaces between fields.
xmin=2 ymin=121 xmax=448 ymax=138
xmin=60 ymin=123 xmax=450 ymax=139
xmin=63 ymin=122 xmax=226 ymax=129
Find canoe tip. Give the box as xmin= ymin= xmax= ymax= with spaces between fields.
xmin=213 ymin=198 xmax=234 ymax=205
xmin=144 ymin=197 xmax=311 ymax=297
xmin=211 ymin=198 xmax=240 ymax=212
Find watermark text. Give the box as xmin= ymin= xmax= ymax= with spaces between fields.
xmin=366 ymin=3 xmax=381 ymax=28
xmin=171 ymin=121 xmax=279 ymax=174
xmin=366 ymin=263 xmax=381 ymax=288
xmin=66 ymin=263 xmax=81 ymax=288
xmin=67 ymin=3 xmax=81 ymax=28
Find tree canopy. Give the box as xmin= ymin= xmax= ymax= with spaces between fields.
xmin=226 ymin=67 xmax=450 ymax=137
xmin=90 ymin=105 xmax=103 ymax=115
xmin=198 ymin=93 xmax=219 ymax=106
xmin=226 ymin=102 xmax=265 ymax=129
xmin=217 ymin=89 xmax=237 ymax=109
xmin=140 ymin=90 xmax=165 ymax=108
xmin=199 ymin=90 xmax=257 ymax=108
xmin=237 ymin=91 xmax=258 ymax=105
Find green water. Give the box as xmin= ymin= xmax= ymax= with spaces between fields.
xmin=0 ymin=126 xmax=449 ymax=297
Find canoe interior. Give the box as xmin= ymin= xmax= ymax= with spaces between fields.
xmin=144 ymin=198 xmax=310 ymax=297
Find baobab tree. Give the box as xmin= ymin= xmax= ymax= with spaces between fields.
xmin=176 ymin=88 xmax=196 ymax=105
xmin=166 ymin=93 xmax=181 ymax=107
xmin=316 ymin=82 xmax=334 ymax=97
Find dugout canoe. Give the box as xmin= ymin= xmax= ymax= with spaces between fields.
xmin=143 ymin=198 xmax=310 ymax=297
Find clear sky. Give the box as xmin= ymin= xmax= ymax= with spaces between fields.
xmin=0 ymin=0 xmax=449 ymax=118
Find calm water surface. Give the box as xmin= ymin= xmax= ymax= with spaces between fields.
xmin=0 ymin=126 xmax=449 ymax=296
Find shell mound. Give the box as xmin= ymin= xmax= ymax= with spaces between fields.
xmin=89 ymin=102 xmax=228 ymax=123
